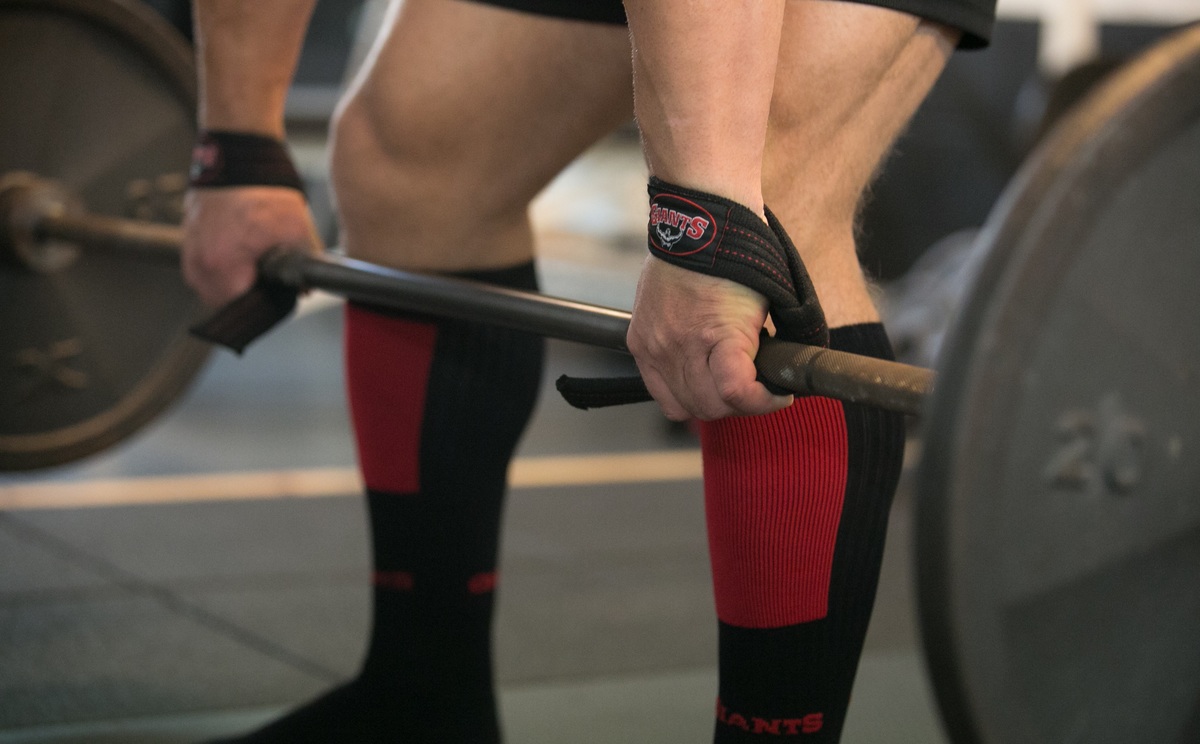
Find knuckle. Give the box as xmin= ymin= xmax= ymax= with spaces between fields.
xmin=698 ymin=325 xmax=723 ymax=348
xmin=630 ymin=331 xmax=671 ymax=362
xmin=625 ymin=328 xmax=648 ymax=356
xmin=662 ymin=404 xmax=691 ymax=422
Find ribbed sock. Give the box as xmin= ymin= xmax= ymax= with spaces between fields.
xmin=702 ymin=323 xmax=906 ymax=742
xmin=210 ymin=262 xmax=543 ymax=743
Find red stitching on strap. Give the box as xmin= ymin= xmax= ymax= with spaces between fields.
xmin=714 ymin=247 xmax=790 ymax=287
xmin=724 ymin=224 xmax=789 ymax=268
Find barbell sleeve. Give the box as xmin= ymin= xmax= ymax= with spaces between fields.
xmin=37 ymin=211 xmax=184 ymax=260
xmin=754 ymin=339 xmax=932 ymax=417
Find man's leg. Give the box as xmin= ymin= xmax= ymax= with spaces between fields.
xmin=330 ymin=0 xmax=633 ymax=274
xmin=765 ymin=2 xmax=958 ymax=327
xmin=213 ymin=1 xmax=632 ymax=742
xmin=703 ymin=4 xmax=958 ymax=741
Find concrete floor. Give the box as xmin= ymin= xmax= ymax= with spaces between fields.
xmin=0 ymin=136 xmax=952 ymax=743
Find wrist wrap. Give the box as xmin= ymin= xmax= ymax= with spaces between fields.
xmin=188 ymin=130 xmax=305 ymax=194
xmin=647 ymin=176 xmax=827 ymax=346
xmin=554 ymin=178 xmax=829 ymax=411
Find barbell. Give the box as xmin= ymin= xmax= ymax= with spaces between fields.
xmin=0 ymin=170 xmax=935 ymax=415
xmin=0 ymin=1 xmax=1198 ymax=743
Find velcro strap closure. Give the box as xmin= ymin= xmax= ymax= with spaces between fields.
xmin=647 ymin=176 xmax=827 ymax=346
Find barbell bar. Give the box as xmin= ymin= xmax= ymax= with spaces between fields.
xmin=1 ymin=172 xmax=936 ymax=418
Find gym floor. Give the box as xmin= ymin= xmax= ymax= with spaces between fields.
xmin=0 ymin=133 xmax=949 ymax=743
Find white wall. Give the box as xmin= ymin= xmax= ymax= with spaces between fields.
xmin=998 ymin=0 xmax=1200 ymax=23
xmin=996 ymin=0 xmax=1200 ymax=74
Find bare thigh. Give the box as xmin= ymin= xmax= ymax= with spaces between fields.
xmin=330 ymin=0 xmax=633 ymax=272
xmin=765 ymin=0 xmax=958 ymax=326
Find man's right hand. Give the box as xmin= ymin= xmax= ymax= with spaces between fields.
xmin=627 ymin=257 xmax=794 ymax=422
xmin=182 ymin=186 xmax=322 ymax=308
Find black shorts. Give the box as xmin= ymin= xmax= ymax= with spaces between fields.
xmin=465 ymin=0 xmax=997 ymax=49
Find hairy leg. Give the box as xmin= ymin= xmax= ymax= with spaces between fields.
xmin=625 ymin=0 xmax=785 ymax=216
xmin=766 ymin=1 xmax=958 ymax=326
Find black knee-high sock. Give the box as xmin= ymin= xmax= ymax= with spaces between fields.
xmin=212 ymin=262 xmax=543 ymax=744
xmin=700 ymin=323 xmax=906 ymax=742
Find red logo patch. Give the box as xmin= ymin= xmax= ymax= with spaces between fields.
xmin=189 ymin=139 xmax=222 ymax=184
xmin=649 ymin=194 xmax=716 ymax=256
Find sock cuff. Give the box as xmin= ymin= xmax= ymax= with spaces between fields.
xmin=346 ymin=260 xmax=540 ymax=322
xmin=450 ymin=259 xmax=539 ymax=290
xmin=829 ymin=322 xmax=895 ymax=360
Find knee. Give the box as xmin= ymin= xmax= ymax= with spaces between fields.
xmin=327 ymin=95 xmax=538 ymax=269
xmin=328 ymin=92 xmax=532 ymax=268
xmin=328 ymin=93 xmax=426 ymax=230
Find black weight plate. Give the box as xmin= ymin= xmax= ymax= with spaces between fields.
xmin=0 ymin=0 xmax=209 ymax=471
xmin=917 ymin=25 xmax=1200 ymax=744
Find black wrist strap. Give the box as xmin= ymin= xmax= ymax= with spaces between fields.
xmin=189 ymin=130 xmax=306 ymax=194
xmin=646 ymin=176 xmax=827 ymax=346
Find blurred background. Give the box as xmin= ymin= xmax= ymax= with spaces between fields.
xmin=1 ymin=1 xmax=1196 ymax=742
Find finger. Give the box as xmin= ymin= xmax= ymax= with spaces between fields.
xmin=185 ymin=244 xmax=253 ymax=307
xmin=708 ymin=339 xmax=792 ymax=416
xmin=636 ymin=359 xmax=692 ymax=422
xmin=192 ymin=253 xmax=256 ymax=307
xmin=217 ymin=258 xmax=259 ymax=305
xmin=681 ymin=350 xmax=736 ymax=421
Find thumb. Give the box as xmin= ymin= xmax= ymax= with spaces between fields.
xmin=708 ymin=337 xmax=792 ymax=416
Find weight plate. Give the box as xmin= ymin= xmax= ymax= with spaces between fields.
xmin=0 ymin=0 xmax=209 ymax=471
xmin=917 ymin=25 xmax=1200 ymax=744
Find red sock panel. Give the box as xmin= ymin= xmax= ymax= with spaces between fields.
xmin=343 ymin=305 xmax=437 ymax=494
xmin=701 ymin=398 xmax=849 ymax=628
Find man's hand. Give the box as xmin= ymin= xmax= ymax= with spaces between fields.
xmin=627 ymin=257 xmax=793 ymax=421
xmin=182 ymin=186 xmax=321 ymax=307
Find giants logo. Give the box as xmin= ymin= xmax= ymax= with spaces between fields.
xmin=189 ymin=137 xmax=222 ymax=184
xmin=649 ymin=194 xmax=716 ymax=256
xmin=716 ymin=699 xmax=824 ymax=736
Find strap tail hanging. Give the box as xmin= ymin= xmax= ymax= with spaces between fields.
xmin=190 ymin=279 xmax=298 ymax=354
xmin=554 ymin=375 xmax=652 ymax=410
